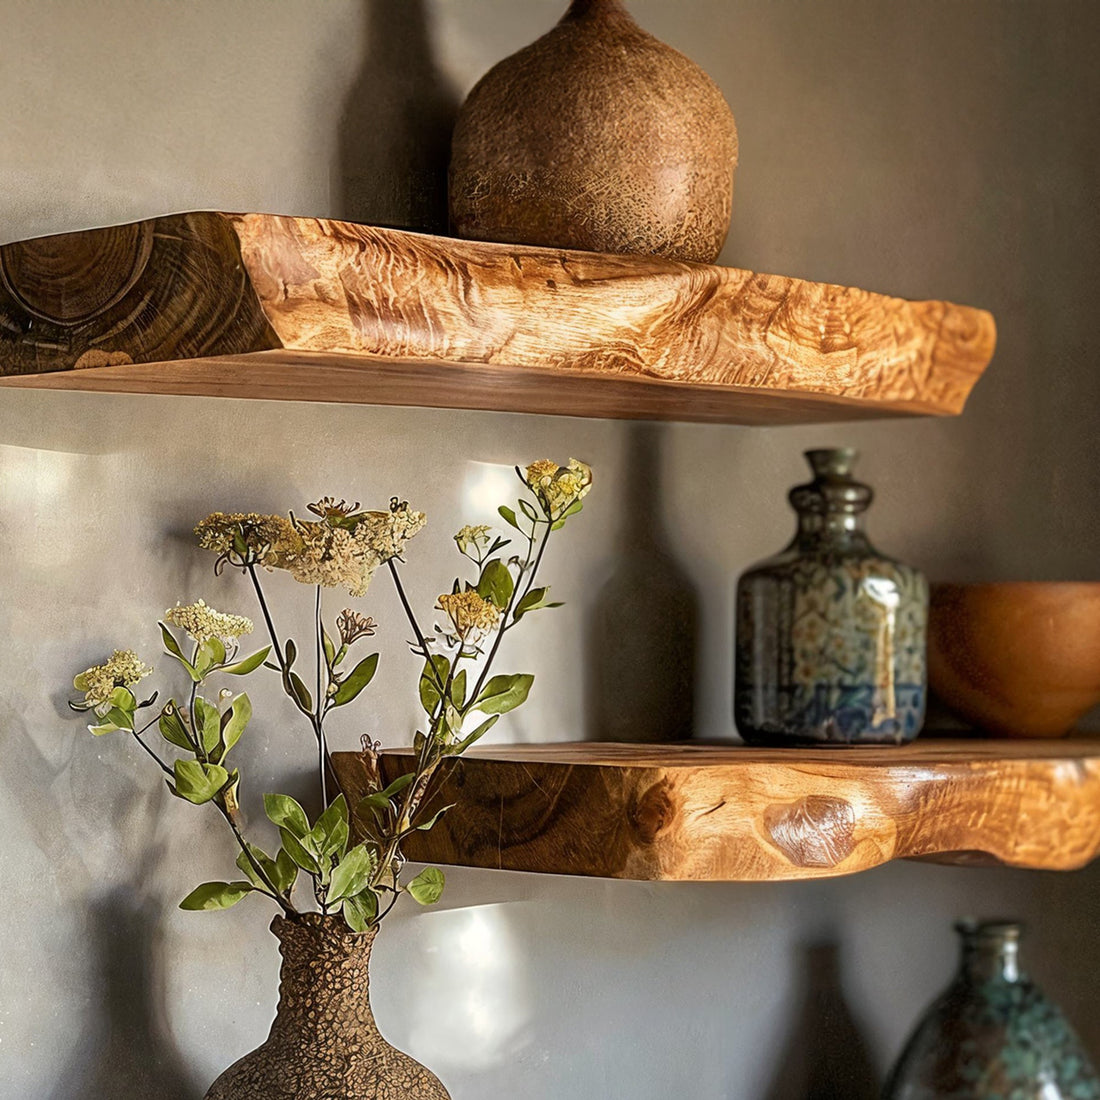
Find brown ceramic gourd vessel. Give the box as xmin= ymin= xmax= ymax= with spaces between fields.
xmin=448 ymin=0 xmax=738 ymax=263
xmin=204 ymin=915 xmax=449 ymax=1100
xmin=928 ymin=582 xmax=1100 ymax=738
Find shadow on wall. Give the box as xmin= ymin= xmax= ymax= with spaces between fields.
xmin=760 ymin=939 xmax=880 ymax=1100
xmin=336 ymin=0 xmax=459 ymax=233
xmin=586 ymin=423 xmax=700 ymax=741
xmin=49 ymin=891 xmax=201 ymax=1100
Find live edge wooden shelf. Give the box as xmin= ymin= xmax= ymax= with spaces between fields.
xmin=0 ymin=212 xmax=996 ymax=425
xmin=332 ymin=740 xmax=1100 ymax=883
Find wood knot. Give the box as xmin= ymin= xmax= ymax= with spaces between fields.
xmin=764 ymin=795 xmax=856 ymax=868
xmin=631 ymin=780 xmax=675 ymax=844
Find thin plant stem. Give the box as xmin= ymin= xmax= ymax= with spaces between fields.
xmin=314 ymin=584 xmax=328 ymax=806
xmin=248 ymin=564 xmax=286 ymax=671
xmin=387 ymin=558 xmax=448 ymax=698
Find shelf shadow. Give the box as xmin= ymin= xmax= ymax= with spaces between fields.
xmin=48 ymin=890 xmax=201 ymax=1100
xmin=585 ymin=423 xmax=700 ymax=741
xmin=336 ymin=0 xmax=459 ymax=233
xmin=760 ymin=940 xmax=879 ymax=1100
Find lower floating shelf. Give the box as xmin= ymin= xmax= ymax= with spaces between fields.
xmin=333 ymin=740 xmax=1100 ymax=882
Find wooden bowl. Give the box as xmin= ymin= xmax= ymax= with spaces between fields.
xmin=928 ymin=582 xmax=1100 ymax=738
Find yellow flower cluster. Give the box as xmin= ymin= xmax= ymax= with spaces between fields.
xmin=524 ymin=458 xmax=593 ymax=516
xmin=73 ymin=650 xmax=152 ymax=707
xmin=454 ymin=524 xmax=492 ymax=556
xmin=164 ymin=599 xmax=254 ymax=643
xmin=194 ymin=512 xmax=298 ymax=568
xmin=196 ymin=498 xmax=427 ymax=597
xmin=437 ymin=589 xmax=501 ymax=645
xmin=281 ymin=500 xmax=427 ymax=597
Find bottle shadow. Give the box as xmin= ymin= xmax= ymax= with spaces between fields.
xmin=335 ymin=0 xmax=459 ymax=232
xmin=759 ymin=940 xmax=880 ymax=1100
xmin=48 ymin=887 xmax=201 ymax=1100
xmin=584 ymin=423 xmax=700 ymax=741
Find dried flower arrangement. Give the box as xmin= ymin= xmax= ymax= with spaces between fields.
xmin=70 ymin=459 xmax=592 ymax=932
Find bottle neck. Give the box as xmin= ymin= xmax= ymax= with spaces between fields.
xmin=956 ymin=922 xmax=1022 ymax=983
xmin=792 ymin=510 xmax=872 ymax=552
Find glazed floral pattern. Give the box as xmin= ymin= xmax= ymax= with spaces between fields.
xmin=735 ymin=448 xmax=928 ymax=745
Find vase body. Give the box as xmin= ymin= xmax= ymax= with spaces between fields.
xmin=883 ymin=921 xmax=1100 ymax=1100
xmin=204 ymin=915 xmax=449 ymax=1100
xmin=448 ymin=0 xmax=738 ymax=263
xmin=735 ymin=449 xmax=927 ymax=745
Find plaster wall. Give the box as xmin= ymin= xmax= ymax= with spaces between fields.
xmin=2 ymin=2 xmax=1099 ymax=1097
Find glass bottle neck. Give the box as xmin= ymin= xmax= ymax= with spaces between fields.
xmin=957 ymin=922 xmax=1022 ymax=983
xmin=792 ymin=511 xmax=872 ymax=552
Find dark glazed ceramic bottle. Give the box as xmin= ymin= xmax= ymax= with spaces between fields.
xmin=883 ymin=921 xmax=1100 ymax=1100
xmin=205 ymin=915 xmax=449 ymax=1100
xmin=735 ymin=449 xmax=927 ymax=745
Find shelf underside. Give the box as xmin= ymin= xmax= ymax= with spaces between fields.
xmin=332 ymin=740 xmax=1100 ymax=882
xmin=0 ymin=212 xmax=996 ymax=424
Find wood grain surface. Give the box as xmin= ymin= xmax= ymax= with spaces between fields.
xmin=0 ymin=212 xmax=996 ymax=424
xmin=332 ymin=740 xmax=1100 ymax=882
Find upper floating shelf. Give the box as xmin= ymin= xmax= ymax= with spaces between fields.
xmin=332 ymin=739 xmax=1100 ymax=882
xmin=0 ymin=212 xmax=996 ymax=424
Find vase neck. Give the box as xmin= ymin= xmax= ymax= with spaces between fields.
xmin=562 ymin=0 xmax=632 ymax=24
xmin=269 ymin=915 xmax=378 ymax=1044
xmin=788 ymin=447 xmax=875 ymax=554
xmin=956 ymin=920 xmax=1023 ymax=983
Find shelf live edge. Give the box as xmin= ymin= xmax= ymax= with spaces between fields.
xmin=332 ymin=740 xmax=1100 ymax=883
xmin=0 ymin=211 xmax=996 ymax=425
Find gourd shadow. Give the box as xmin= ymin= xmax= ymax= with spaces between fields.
xmin=335 ymin=0 xmax=459 ymax=233
xmin=584 ymin=423 xmax=700 ymax=741
xmin=48 ymin=889 xmax=201 ymax=1100
xmin=759 ymin=940 xmax=879 ymax=1100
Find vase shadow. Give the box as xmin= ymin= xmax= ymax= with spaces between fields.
xmin=584 ymin=422 xmax=700 ymax=742
xmin=759 ymin=939 xmax=880 ymax=1100
xmin=335 ymin=0 xmax=459 ymax=233
xmin=47 ymin=889 xmax=201 ymax=1100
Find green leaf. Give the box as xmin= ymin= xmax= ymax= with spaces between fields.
xmin=477 ymin=559 xmax=514 ymax=611
xmin=264 ymin=793 xmax=310 ymax=839
xmin=381 ymin=772 xmax=416 ymax=799
xmin=280 ymin=828 xmax=321 ymax=874
xmin=171 ymin=760 xmax=229 ymax=805
xmin=88 ymin=721 xmax=121 ymax=736
xmin=332 ymin=653 xmax=379 ymax=707
xmin=194 ymin=636 xmax=227 ymax=677
xmin=445 ymin=713 xmax=499 ymax=755
xmin=311 ymin=795 xmax=350 ymax=859
xmin=160 ymin=622 xmax=186 ymax=660
xmin=418 ymin=654 xmax=450 ymax=715
xmin=322 ymin=629 xmax=336 ymax=668
xmin=513 ymin=586 xmax=556 ymax=621
xmin=407 ymin=867 xmax=445 ymax=905
xmin=518 ymin=498 xmax=539 ymax=522
xmin=219 ymin=693 xmax=252 ymax=755
xmin=194 ymin=696 xmax=222 ymax=755
xmin=415 ymin=804 xmax=454 ymax=831
xmin=179 ymin=881 xmax=253 ymax=911
xmin=285 ymin=639 xmax=297 ymax=668
xmin=342 ymin=890 xmax=379 ymax=933
xmin=235 ymin=843 xmax=275 ymax=890
xmin=357 ymin=793 xmax=396 ymax=826
xmin=104 ymin=706 xmax=134 ymax=731
xmin=452 ymin=669 xmax=468 ymax=709
xmin=328 ymin=844 xmax=376 ymax=902
xmin=472 ymin=673 xmax=534 ymax=715
xmin=273 ymin=848 xmax=299 ymax=894
xmin=498 ymin=505 xmax=520 ymax=530
xmin=158 ymin=704 xmax=193 ymax=750
xmin=221 ymin=647 xmax=271 ymax=676
xmin=286 ymin=671 xmax=313 ymax=712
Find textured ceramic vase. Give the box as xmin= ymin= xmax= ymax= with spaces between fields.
xmin=735 ymin=449 xmax=928 ymax=745
xmin=204 ymin=915 xmax=449 ymax=1100
xmin=883 ymin=920 xmax=1100 ymax=1099
xmin=448 ymin=0 xmax=738 ymax=263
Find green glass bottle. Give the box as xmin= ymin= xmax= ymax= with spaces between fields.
xmin=884 ymin=920 xmax=1100 ymax=1099
xmin=735 ymin=448 xmax=927 ymax=745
